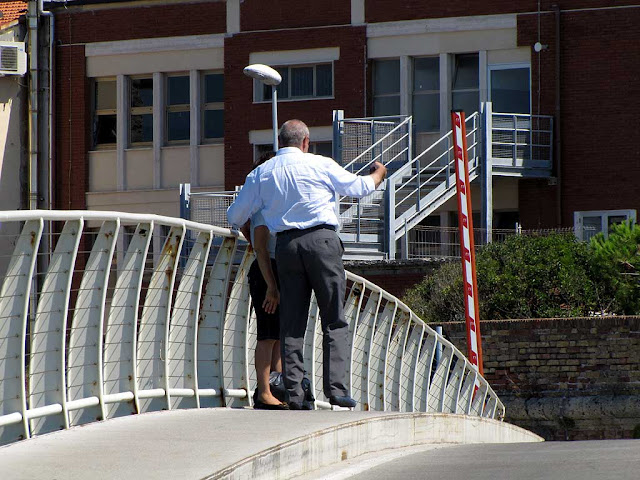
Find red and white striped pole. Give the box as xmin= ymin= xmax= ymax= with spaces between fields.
xmin=451 ymin=110 xmax=484 ymax=375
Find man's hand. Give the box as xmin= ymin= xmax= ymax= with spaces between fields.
xmin=262 ymin=285 xmax=280 ymax=314
xmin=369 ymin=161 xmax=387 ymax=187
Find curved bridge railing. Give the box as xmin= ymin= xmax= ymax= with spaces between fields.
xmin=0 ymin=210 xmax=504 ymax=445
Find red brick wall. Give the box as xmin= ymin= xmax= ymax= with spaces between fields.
xmin=240 ymin=0 xmax=350 ymax=31
xmin=443 ymin=316 xmax=640 ymax=440
xmin=518 ymin=6 xmax=640 ymax=227
xmin=54 ymin=45 xmax=88 ymax=211
xmin=55 ymin=2 xmax=226 ymax=44
xmin=223 ymin=26 xmax=366 ymax=189
xmin=344 ymin=261 xmax=439 ymax=299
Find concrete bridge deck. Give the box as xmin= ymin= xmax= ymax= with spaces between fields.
xmin=0 ymin=409 xmax=540 ymax=479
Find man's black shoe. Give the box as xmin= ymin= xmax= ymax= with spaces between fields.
xmin=329 ymin=396 xmax=357 ymax=408
xmin=288 ymin=401 xmax=313 ymax=410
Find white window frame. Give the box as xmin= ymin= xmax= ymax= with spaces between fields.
xmin=202 ymin=70 xmax=224 ymax=143
xmin=165 ymin=73 xmax=191 ymax=145
xmin=451 ymin=52 xmax=480 ymax=115
xmin=253 ymin=62 xmax=334 ymax=103
xmin=412 ymin=56 xmax=440 ymax=133
xmin=488 ymin=63 xmax=531 ymax=114
xmin=372 ymin=58 xmax=401 ymax=117
xmin=92 ymin=77 xmax=117 ymax=149
xmin=129 ymin=75 xmax=154 ymax=146
xmin=574 ymin=209 xmax=637 ymax=240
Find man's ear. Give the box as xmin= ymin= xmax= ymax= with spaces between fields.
xmin=302 ymin=136 xmax=310 ymax=153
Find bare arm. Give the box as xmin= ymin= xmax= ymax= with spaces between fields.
xmin=239 ymin=220 xmax=252 ymax=249
xmin=253 ymin=225 xmax=279 ymax=314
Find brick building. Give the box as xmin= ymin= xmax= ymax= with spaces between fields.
xmin=46 ymin=0 xmax=639 ymax=240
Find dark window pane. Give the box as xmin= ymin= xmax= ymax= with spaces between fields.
xmin=204 ymin=109 xmax=224 ymax=139
xmin=131 ymin=78 xmax=153 ymax=108
xmin=95 ymin=81 xmax=116 ymax=110
xmin=168 ymin=76 xmax=190 ymax=106
xmin=413 ymin=93 xmax=440 ymax=132
xmin=291 ymin=66 xmax=313 ymax=97
xmin=94 ymin=114 xmax=116 ymax=145
xmin=316 ymin=64 xmax=333 ymax=96
xmin=452 ymin=91 xmax=479 ymax=116
xmin=414 ymin=57 xmax=439 ymax=91
xmin=490 ymin=68 xmax=530 ymax=114
xmin=205 ymin=73 xmax=224 ymax=103
xmin=373 ymin=96 xmax=400 ymax=116
xmin=312 ymin=142 xmax=333 ymax=158
xmin=374 ymin=59 xmax=400 ymax=95
xmin=131 ymin=113 xmax=153 ymax=143
xmin=167 ymin=111 xmax=190 ymax=142
xmin=263 ymin=68 xmax=289 ymax=100
xmin=453 ymin=54 xmax=479 ymax=90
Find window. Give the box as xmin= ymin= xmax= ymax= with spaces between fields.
xmin=574 ymin=210 xmax=637 ymax=241
xmin=166 ymin=75 xmax=190 ymax=143
xmin=254 ymin=141 xmax=333 ymax=163
xmin=254 ymin=63 xmax=333 ymax=102
xmin=93 ymin=79 xmax=117 ymax=147
xmin=452 ymin=53 xmax=479 ymax=116
xmin=490 ymin=66 xmax=530 ymax=114
xmin=373 ymin=59 xmax=400 ymax=116
xmin=203 ymin=72 xmax=224 ymax=141
xmin=412 ymin=57 xmax=439 ymax=132
xmin=130 ymin=77 xmax=153 ymax=144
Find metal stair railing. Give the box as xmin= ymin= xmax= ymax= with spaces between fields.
xmin=386 ymin=112 xmax=480 ymax=258
xmin=335 ymin=116 xmax=412 ymax=249
xmin=0 ymin=209 xmax=504 ymax=446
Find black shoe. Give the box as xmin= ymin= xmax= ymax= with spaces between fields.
xmin=329 ymin=396 xmax=356 ymax=408
xmin=288 ymin=401 xmax=313 ymax=410
xmin=254 ymin=400 xmax=289 ymax=410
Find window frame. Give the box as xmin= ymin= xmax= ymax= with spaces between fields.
xmin=488 ymin=63 xmax=532 ymax=115
xmin=129 ymin=75 xmax=154 ymax=147
xmin=92 ymin=77 xmax=117 ymax=149
xmin=411 ymin=56 xmax=440 ymax=133
xmin=574 ymin=209 xmax=637 ymax=241
xmin=202 ymin=70 xmax=224 ymax=144
xmin=253 ymin=62 xmax=334 ymax=103
xmin=372 ymin=58 xmax=401 ymax=118
xmin=165 ymin=73 xmax=191 ymax=145
xmin=451 ymin=53 xmax=480 ymax=116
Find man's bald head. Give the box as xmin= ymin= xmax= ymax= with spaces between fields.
xmin=279 ymin=119 xmax=310 ymax=150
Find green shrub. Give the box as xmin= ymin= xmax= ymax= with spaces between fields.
xmin=589 ymin=221 xmax=640 ymax=314
xmin=403 ymin=233 xmax=613 ymax=322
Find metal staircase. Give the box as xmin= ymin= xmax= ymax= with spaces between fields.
xmin=335 ymin=112 xmax=480 ymax=260
xmin=334 ymin=104 xmax=553 ymax=260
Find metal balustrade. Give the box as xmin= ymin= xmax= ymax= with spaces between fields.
xmin=0 ymin=210 xmax=505 ymax=445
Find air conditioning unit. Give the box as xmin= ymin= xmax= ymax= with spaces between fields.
xmin=0 ymin=42 xmax=27 ymax=76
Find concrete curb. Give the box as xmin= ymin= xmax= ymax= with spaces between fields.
xmin=206 ymin=413 xmax=543 ymax=480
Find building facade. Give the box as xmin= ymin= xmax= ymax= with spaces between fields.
xmin=48 ymin=0 xmax=639 ymax=238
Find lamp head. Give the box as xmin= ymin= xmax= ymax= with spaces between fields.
xmin=243 ymin=64 xmax=282 ymax=86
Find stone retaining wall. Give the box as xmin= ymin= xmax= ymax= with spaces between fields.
xmin=441 ymin=317 xmax=640 ymax=440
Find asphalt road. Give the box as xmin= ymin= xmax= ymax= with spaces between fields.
xmin=347 ymin=440 xmax=640 ymax=480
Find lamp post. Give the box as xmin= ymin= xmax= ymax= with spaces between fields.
xmin=243 ymin=64 xmax=282 ymax=152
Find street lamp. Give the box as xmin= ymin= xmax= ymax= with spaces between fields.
xmin=243 ymin=64 xmax=282 ymax=152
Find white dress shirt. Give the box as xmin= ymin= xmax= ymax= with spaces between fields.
xmin=227 ymin=147 xmax=376 ymax=233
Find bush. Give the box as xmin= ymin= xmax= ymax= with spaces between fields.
xmin=403 ymin=232 xmax=623 ymax=322
xmin=589 ymin=221 xmax=640 ymax=314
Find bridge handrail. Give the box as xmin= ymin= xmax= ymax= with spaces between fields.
xmin=0 ymin=210 xmax=503 ymax=445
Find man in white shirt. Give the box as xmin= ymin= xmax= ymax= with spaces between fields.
xmin=228 ymin=119 xmax=387 ymax=409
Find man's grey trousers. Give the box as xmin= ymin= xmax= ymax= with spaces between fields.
xmin=275 ymin=226 xmax=349 ymax=403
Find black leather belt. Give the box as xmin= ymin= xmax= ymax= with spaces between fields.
xmin=276 ymin=224 xmax=336 ymax=237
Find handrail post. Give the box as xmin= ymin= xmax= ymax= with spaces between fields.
xmin=445 ymin=135 xmax=451 ymax=188
xmin=402 ymin=218 xmax=409 ymax=259
xmin=356 ymin=199 xmax=361 ymax=242
xmin=332 ymin=109 xmax=344 ymax=164
xmin=179 ymin=183 xmax=191 ymax=221
xmin=386 ymin=179 xmax=396 ymax=259
xmin=481 ymin=103 xmax=493 ymax=245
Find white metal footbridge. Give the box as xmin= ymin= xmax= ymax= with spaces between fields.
xmin=0 ymin=210 xmax=539 ymax=478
